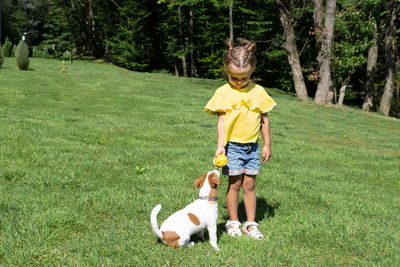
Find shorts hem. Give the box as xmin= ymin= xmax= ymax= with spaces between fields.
xmin=222 ymin=169 xmax=260 ymax=176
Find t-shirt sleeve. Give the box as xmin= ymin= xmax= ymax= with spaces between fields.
xmin=204 ymin=88 xmax=230 ymax=115
xmin=258 ymin=88 xmax=277 ymax=113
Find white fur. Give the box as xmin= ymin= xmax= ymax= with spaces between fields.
xmin=150 ymin=170 xmax=220 ymax=250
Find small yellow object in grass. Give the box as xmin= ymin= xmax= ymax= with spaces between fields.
xmin=61 ymin=60 xmax=65 ymax=73
xmin=215 ymin=154 xmax=228 ymax=167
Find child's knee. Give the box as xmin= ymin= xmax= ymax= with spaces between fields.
xmin=242 ymin=179 xmax=255 ymax=192
xmin=228 ymin=175 xmax=242 ymax=191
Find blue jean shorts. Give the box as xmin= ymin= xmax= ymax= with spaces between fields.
xmin=222 ymin=142 xmax=261 ymax=176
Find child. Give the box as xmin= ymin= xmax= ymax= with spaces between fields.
xmin=204 ymin=39 xmax=276 ymax=239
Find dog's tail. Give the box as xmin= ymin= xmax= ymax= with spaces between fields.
xmin=150 ymin=204 xmax=163 ymax=239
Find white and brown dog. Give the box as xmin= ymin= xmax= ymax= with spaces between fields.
xmin=150 ymin=169 xmax=221 ymax=250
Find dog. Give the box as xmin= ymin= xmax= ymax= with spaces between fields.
xmin=150 ymin=169 xmax=221 ymax=250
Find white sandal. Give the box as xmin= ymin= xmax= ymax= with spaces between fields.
xmin=225 ymin=220 xmax=242 ymax=237
xmin=242 ymin=222 xmax=264 ymax=240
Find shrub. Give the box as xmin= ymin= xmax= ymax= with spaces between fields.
xmin=15 ymin=40 xmax=30 ymax=70
xmin=2 ymin=37 xmax=13 ymax=57
xmin=32 ymin=46 xmax=44 ymax=58
xmin=62 ymin=50 xmax=71 ymax=60
xmin=0 ymin=48 xmax=4 ymax=68
xmin=43 ymin=46 xmax=49 ymax=58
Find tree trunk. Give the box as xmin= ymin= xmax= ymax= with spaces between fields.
xmin=276 ymin=0 xmax=308 ymax=102
xmin=189 ymin=9 xmax=196 ymax=77
xmin=313 ymin=0 xmax=323 ymax=65
xmin=337 ymin=76 xmax=350 ymax=106
xmin=362 ymin=19 xmax=378 ymax=112
xmin=104 ymin=29 xmax=109 ymax=59
xmin=330 ymin=65 xmax=337 ymax=103
xmin=396 ymin=58 xmax=400 ymax=100
xmin=379 ymin=0 xmax=399 ymax=116
xmin=314 ymin=0 xmax=336 ymax=105
xmin=229 ymin=0 xmax=234 ymax=43
xmin=177 ymin=6 xmax=187 ymax=77
xmin=337 ymin=84 xmax=347 ymax=106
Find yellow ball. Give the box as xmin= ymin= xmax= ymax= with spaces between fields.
xmin=215 ymin=154 xmax=228 ymax=167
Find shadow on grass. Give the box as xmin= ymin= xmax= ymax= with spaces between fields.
xmin=151 ymin=198 xmax=280 ymax=246
xmin=216 ymin=198 xmax=279 ymax=239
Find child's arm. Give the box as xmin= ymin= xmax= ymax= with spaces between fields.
xmin=260 ymin=113 xmax=271 ymax=163
xmin=213 ymin=112 xmax=226 ymax=165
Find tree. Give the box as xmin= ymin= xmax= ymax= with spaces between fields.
xmin=2 ymin=37 xmax=13 ymax=57
xmin=313 ymin=0 xmax=323 ymax=65
xmin=362 ymin=18 xmax=378 ymax=112
xmin=314 ymin=0 xmax=336 ymax=105
xmin=22 ymin=0 xmax=50 ymax=46
xmin=332 ymin=2 xmax=374 ymax=106
xmin=229 ymin=0 xmax=234 ymax=43
xmin=108 ymin=0 xmax=153 ymax=71
xmin=15 ymin=39 xmax=30 ymax=70
xmin=276 ymin=0 xmax=308 ymax=101
xmin=41 ymin=1 xmax=71 ymax=58
xmin=177 ymin=5 xmax=188 ymax=77
xmin=379 ymin=0 xmax=400 ymax=116
xmin=1 ymin=0 xmax=25 ymax=44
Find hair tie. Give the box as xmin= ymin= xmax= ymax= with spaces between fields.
xmin=245 ymin=44 xmax=249 ymax=49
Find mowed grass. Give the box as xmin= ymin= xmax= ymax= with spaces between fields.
xmin=0 ymin=58 xmax=399 ymax=265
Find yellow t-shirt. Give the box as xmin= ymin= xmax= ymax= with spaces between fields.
xmin=204 ymin=83 xmax=277 ymax=145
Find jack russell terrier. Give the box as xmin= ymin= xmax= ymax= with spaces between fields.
xmin=150 ymin=169 xmax=221 ymax=250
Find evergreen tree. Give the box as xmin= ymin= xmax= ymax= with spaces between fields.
xmin=41 ymin=2 xmax=71 ymax=58
xmin=108 ymin=0 xmax=153 ymax=71
xmin=1 ymin=0 xmax=25 ymax=44
xmin=15 ymin=40 xmax=30 ymax=70
xmin=2 ymin=37 xmax=14 ymax=57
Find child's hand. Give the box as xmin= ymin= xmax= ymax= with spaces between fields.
xmin=262 ymin=145 xmax=271 ymax=163
xmin=213 ymin=147 xmax=226 ymax=165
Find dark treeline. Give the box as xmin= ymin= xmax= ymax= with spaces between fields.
xmin=1 ymin=0 xmax=399 ymax=118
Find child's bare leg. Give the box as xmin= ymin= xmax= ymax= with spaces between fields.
xmin=226 ymin=175 xmax=243 ymax=221
xmin=242 ymin=175 xmax=257 ymax=229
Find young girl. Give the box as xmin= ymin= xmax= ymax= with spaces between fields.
xmin=204 ymin=39 xmax=276 ymax=240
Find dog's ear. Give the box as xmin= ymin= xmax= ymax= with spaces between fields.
xmin=209 ymin=173 xmax=221 ymax=186
xmin=193 ymin=173 xmax=207 ymax=190
xmin=193 ymin=179 xmax=201 ymax=190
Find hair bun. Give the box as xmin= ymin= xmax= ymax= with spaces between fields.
xmin=237 ymin=38 xmax=256 ymax=52
xmin=226 ymin=41 xmax=233 ymax=51
xmin=246 ymin=43 xmax=256 ymax=52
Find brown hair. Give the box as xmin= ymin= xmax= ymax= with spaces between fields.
xmin=223 ymin=38 xmax=256 ymax=72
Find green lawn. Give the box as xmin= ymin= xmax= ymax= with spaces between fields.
xmin=1 ymin=58 xmax=399 ymax=265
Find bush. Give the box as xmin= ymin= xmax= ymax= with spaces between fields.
xmin=2 ymin=37 xmax=13 ymax=57
xmin=43 ymin=46 xmax=49 ymax=58
xmin=62 ymin=50 xmax=71 ymax=60
xmin=33 ymin=46 xmax=44 ymax=58
xmin=15 ymin=40 xmax=30 ymax=70
xmin=0 ymin=48 xmax=4 ymax=68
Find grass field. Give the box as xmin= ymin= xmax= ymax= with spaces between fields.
xmin=1 ymin=58 xmax=399 ymax=265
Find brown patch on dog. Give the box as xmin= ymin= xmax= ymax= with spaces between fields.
xmin=208 ymin=173 xmax=221 ymax=187
xmin=187 ymin=212 xmax=201 ymax=225
xmin=162 ymin=231 xmax=181 ymax=248
xmin=193 ymin=172 xmax=207 ymax=189
xmin=208 ymin=173 xmax=221 ymax=201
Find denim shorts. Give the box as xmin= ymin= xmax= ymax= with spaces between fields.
xmin=222 ymin=142 xmax=261 ymax=176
